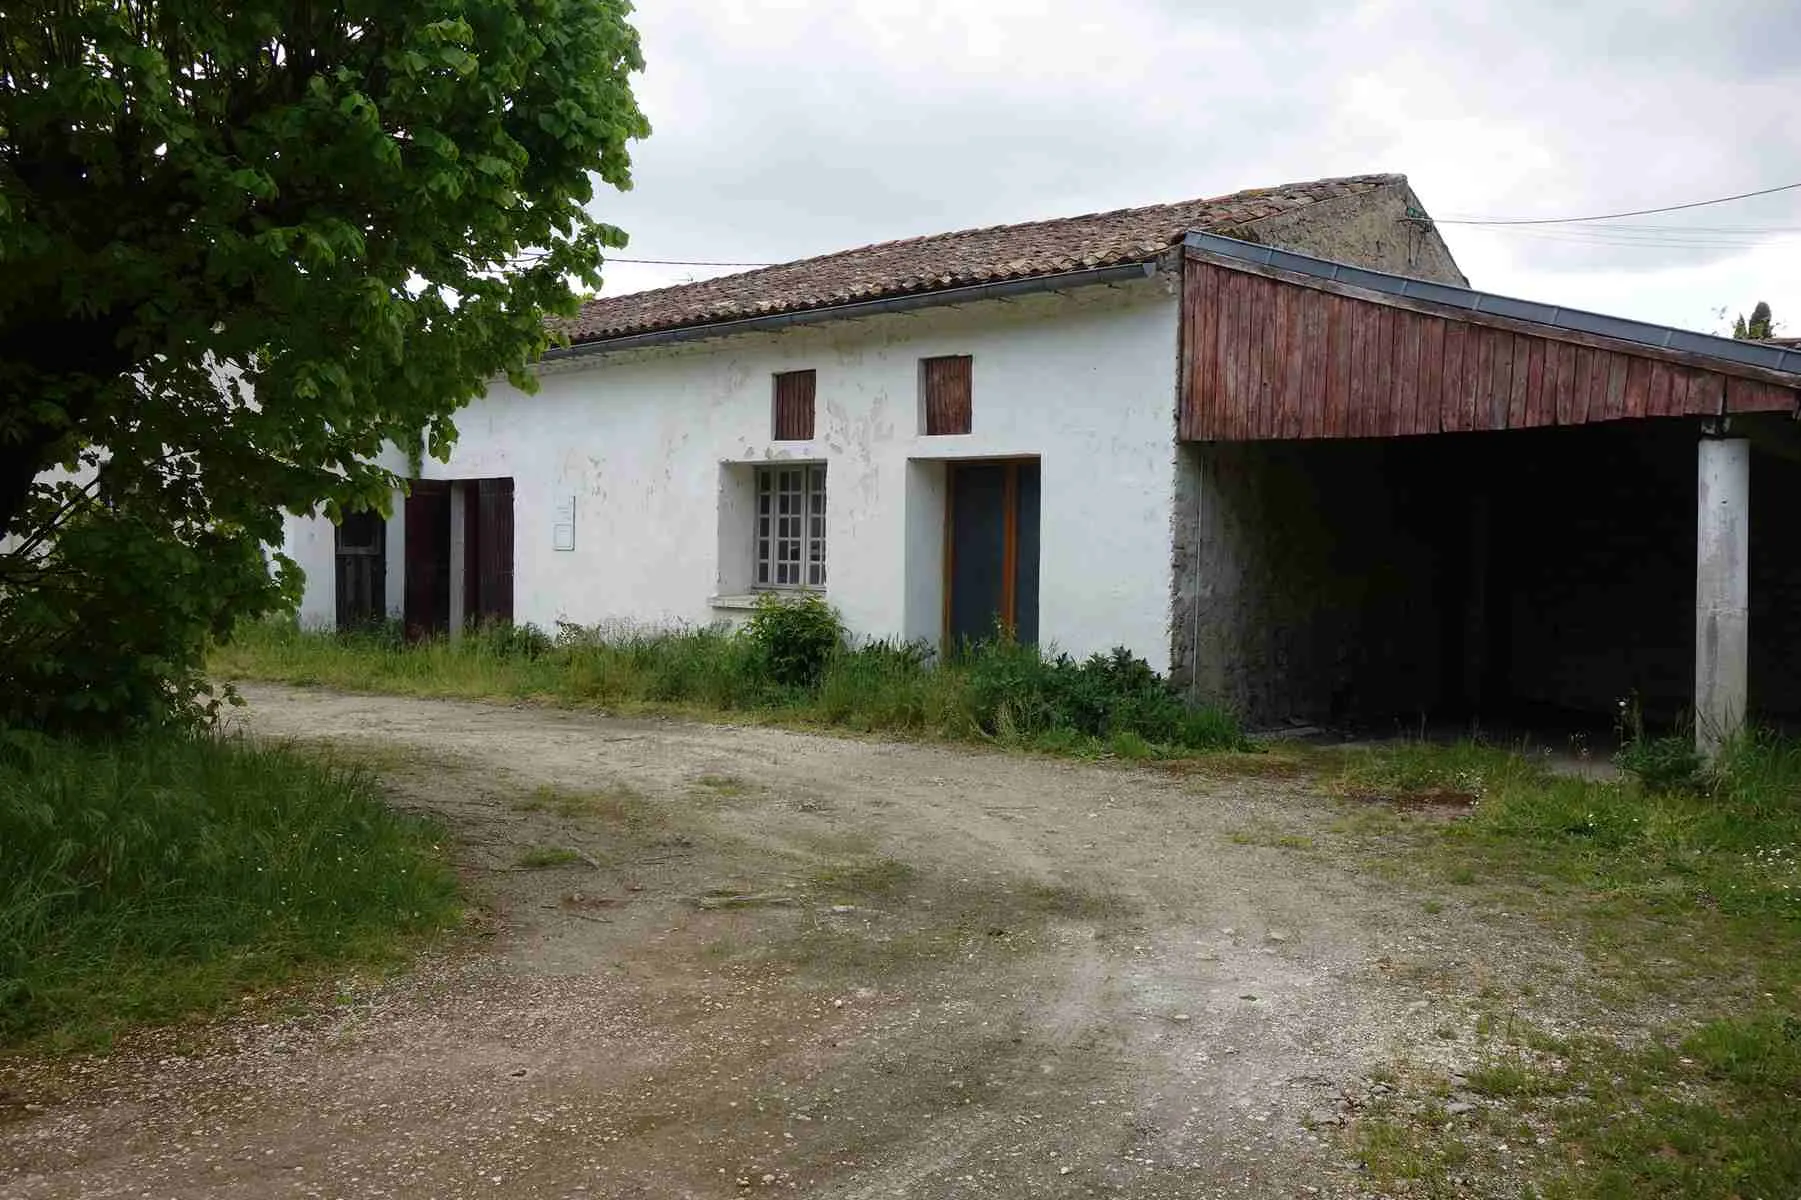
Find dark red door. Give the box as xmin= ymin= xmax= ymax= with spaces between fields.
xmin=403 ymin=481 xmax=451 ymax=636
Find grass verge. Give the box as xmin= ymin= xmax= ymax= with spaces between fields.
xmin=0 ymin=731 xmax=460 ymax=1052
xmin=1310 ymin=733 xmax=1801 ymax=1199
xmin=214 ymin=616 xmax=1250 ymax=758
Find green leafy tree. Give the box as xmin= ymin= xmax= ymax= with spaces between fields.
xmin=1732 ymin=301 xmax=1775 ymax=340
xmin=0 ymin=1 xmax=647 ymax=731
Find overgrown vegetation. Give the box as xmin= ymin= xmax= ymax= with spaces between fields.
xmin=0 ymin=733 xmax=460 ymax=1051
xmin=215 ymin=604 xmax=1250 ymax=757
xmin=0 ymin=1 xmax=646 ymax=734
xmin=1322 ymin=732 xmax=1801 ymax=1198
xmin=1612 ymin=694 xmax=1707 ymax=794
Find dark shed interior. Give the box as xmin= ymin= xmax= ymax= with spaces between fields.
xmin=1173 ymin=419 xmax=1801 ymax=734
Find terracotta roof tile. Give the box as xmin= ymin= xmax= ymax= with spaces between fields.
xmin=560 ymin=173 xmax=1403 ymax=344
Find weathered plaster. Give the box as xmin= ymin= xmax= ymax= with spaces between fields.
xmin=1171 ymin=439 xmax=1447 ymax=724
xmin=1228 ymin=181 xmax=1467 ymax=286
xmin=293 ymin=276 xmax=1184 ymax=670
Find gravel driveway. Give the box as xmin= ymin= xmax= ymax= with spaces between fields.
xmin=0 ymin=685 xmax=1587 ymax=1199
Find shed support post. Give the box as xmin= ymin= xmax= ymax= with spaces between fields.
xmin=1695 ymin=437 xmax=1749 ymax=758
xmin=448 ymin=482 xmax=467 ymax=642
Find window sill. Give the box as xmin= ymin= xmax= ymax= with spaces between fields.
xmin=709 ymin=591 xmax=823 ymax=611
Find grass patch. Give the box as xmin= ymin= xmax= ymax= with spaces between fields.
xmin=1338 ymin=734 xmax=1801 ymax=932
xmin=0 ymin=731 xmax=459 ymax=1052
xmin=1333 ymin=738 xmax=1542 ymax=808
xmin=809 ymin=856 xmax=916 ymax=898
xmin=723 ymin=854 xmax=1126 ymax=980
xmin=1358 ymin=1017 xmax=1801 ymax=1199
xmin=515 ymin=845 xmax=584 ymax=869
xmin=512 ymin=782 xmax=659 ymax=829
xmin=215 ymin=617 xmax=1251 ymax=759
xmin=1326 ymin=732 xmax=1801 ymax=1199
xmin=693 ymin=773 xmax=752 ymax=797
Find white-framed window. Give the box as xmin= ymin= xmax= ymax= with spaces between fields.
xmin=755 ymin=463 xmax=826 ymax=588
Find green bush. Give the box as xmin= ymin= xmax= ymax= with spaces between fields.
xmin=0 ymin=732 xmax=460 ymax=1048
xmin=743 ymin=594 xmax=845 ymax=688
xmin=1 ymin=506 xmax=293 ymax=735
xmin=961 ymin=641 xmax=1246 ymax=751
xmin=1616 ymin=734 xmax=1707 ymax=794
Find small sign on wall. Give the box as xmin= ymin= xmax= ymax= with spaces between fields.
xmin=553 ymin=495 xmax=576 ymax=551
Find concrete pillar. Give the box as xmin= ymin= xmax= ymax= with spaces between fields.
xmin=448 ymin=482 xmax=467 ymax=641
xmin=1695 ymin=437 xmax=1749 ymax=757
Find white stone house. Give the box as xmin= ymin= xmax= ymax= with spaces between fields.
xmin=286 ymin=174 xmax=1462 ymax=669
xmin=282 ymin=172 xmax=1801 ymax=741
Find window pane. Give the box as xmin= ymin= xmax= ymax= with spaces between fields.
xmin=754 ymin=463 xmax=827 ymax=590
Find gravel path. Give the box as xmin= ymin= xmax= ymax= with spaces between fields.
xmin=0 ymin=686 xmax=1586 ymax=1199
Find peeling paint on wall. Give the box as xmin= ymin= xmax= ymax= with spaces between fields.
xmin=290 ymin=278 xmax=1182 ymax=671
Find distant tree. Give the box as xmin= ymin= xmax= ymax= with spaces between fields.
xmin=1732 ymin=301 xmax=1776 ymax=340
xmin=0 ymin=1 xmax=648 ymax=732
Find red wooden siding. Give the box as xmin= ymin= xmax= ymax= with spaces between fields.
xmin=772 ymin=369 xmax=816 ymax=441
xmin=1179 ymin=253 xmax=1800 ymax=441
xmin=922 ymin=355 xmax=973 ymax=435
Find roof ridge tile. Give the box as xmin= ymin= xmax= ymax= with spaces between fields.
xmin=560 ymin=172 xmax=1406 ymax=345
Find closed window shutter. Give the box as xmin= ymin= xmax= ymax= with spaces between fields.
xmin=772 ymin=370 xmax=816 ymax=441
xmin=922 ymin=356 xmax=972 ymax=435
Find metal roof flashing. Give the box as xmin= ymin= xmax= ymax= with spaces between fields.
xmin=1182 ymin=231 xmax=1801 ymax=381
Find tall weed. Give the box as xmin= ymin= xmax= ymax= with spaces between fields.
xmin=0 ymin=732 xmax=459 ymax=1048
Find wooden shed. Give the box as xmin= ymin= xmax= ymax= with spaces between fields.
xmin=1170 ymin=234 xmax=1801 ymax=749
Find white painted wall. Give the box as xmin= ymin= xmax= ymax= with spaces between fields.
xmin=287 ymin=276 xmax=1182 ymax=670
xmin=285 ymin=511 xmax=337 ymax=628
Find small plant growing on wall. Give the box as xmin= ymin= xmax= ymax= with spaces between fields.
xmin=744 ymin=594 xmax=845 ymax=688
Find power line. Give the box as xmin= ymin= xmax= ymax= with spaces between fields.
xmin=607 ymin=255 xmax=774 ymax=267
xmin=1466 ymin=228 xmax=1794 ymax=251
xmin=596 ymin=188 xmax=1801 ymax=265
xmin=1427 ymin=180 xmax=1801 ymax=226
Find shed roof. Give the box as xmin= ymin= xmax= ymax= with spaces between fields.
xmin=1178 ymin=232 xmax=1801 ymax=442
xmin=560 ymin=173 xmax=1403 ymax=345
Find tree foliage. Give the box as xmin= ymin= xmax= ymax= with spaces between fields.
xmin=1733 ymin=301 xmax=1776 ymax=341
xmin=0 ymin=1 xmax=647 ymax=731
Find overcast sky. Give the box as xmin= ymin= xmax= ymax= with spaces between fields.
xmin=591 ymin=0 xmax=1800 ymax=339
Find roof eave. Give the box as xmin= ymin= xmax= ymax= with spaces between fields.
xmin=544 ymin=259 xmax=1164 ymax=362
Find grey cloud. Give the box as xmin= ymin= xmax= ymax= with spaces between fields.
xmin=585 ymin=0 xmax=1800 ymax=291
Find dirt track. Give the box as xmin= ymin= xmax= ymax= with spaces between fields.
xmin=0 ymin=686 xmax=1590 ymax=1199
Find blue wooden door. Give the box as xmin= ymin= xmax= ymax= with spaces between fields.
xmin=946 ymin=460 xmax=1040 ymax=649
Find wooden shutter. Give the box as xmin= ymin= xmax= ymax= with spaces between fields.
xmin=476 ymin=478 xmax=515 ymax=622
xmin=923 ymin=355 xmax=972 ymax=435
xmin=403 ymin=481 xmax=451 ymax=636
xmin=772 ymin=370 xmax=816 ymax=441
xmin=333 ymin=511 xmax=386 ymax=628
